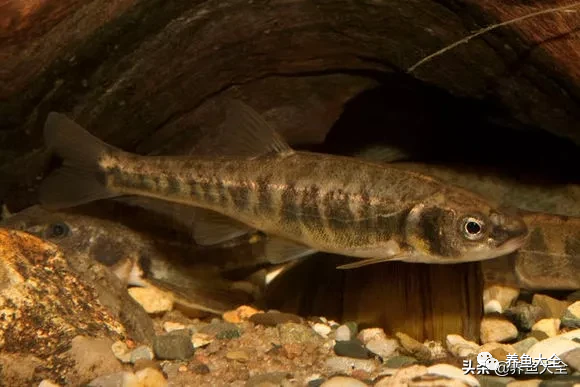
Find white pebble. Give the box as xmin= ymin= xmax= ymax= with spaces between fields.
xmin=163 ymin=321 xmax=186 ymax=333
xmin=483 ymin=285 xmax=519 ymax=314
xmin=483 ymin=300 xmax=503 ymax=315
xmin=313 ymin=323 xmax=332 ymax=338
xmin=366 ymin=337 xmax=399 ymax=358
xmin=38 ymin=381 xmax=60 ymax=387
xmin=324 ymin=356 xmax=378 ymax=374
xmin=376 ymin=365 xmax=427 ymax=386
xmin=191 ymin=332 xmax=213 ymax=348
xmin=446 ymin=334 xmax=479 ymax=358
xmin=335 ymin=325 xmax=352 ymax=341
xmin=111 ymin=341 xmax=131 ymax=364
xmin=527 ymin=337 xmax=580 ymax=359
xmin=357 ymin=327 xmax=387 ymax=344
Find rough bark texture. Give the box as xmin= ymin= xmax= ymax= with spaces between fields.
xmin=2 ymin=0 xmax=580 ymax=154
xmin=1 ymin=0 xmax=579 ymax=342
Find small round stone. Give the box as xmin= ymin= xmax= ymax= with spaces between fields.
xmin=153 ymin=334 xmax=194 ymax=360
xmin=335 ymin=325 xmax=352 ymax=342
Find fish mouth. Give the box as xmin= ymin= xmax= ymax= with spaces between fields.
xmin=493 ymin=233 xmax=529 ymax=257
xmin=435 ymin=234 xmax=530 ymax=264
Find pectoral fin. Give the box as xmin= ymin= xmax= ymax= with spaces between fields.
xmin=263 ymin=236 xmax=317 ymax=264
xmin=336 ymin=253 xmax=411 ymax=269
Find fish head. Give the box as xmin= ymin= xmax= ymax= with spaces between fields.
xmin=404 ymin=191 xmax=529 ymax=263
xmin=0 ymin=205 xmax=145 ymax=283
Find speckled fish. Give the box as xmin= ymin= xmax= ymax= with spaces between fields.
xmin=38 ymin=101 xmax=528 ymax=269
xmin=482 ymin=211 xmax=580 ymax=291
xmin=0 ymin=204 xmax=256 ymax=314
xmin=353 ymin=145 xmax=579 ymax=289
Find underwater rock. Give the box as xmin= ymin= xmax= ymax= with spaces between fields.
xmin=0 ymin=228 xmax=126 ymax=385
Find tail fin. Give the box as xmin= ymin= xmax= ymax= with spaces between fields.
xmin=39 ymin=112 xmax=120 ymax=210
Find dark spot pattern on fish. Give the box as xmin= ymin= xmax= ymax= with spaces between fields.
xmin=353 ymin=189 xmax=373 ymax=245
xmin=322 ymin=189 xmax=354 ymax=233
xmin=418 ymin=207 xmax=450 ymax=257
xmin=256 ymin=175 xmax=273 ymax=214
xmin=299 ymin=185 xmax=325 ymax=235
xmin=106 ymin=166 xmax=124 ymax=187
xmin=215 ymin=180 xmax=228 ymax=206
xmin=200 ymin=180 xmax=215 ymax=204
xmin=228 ymin=183 xmax=250 ymax=211
xmin=151 ymin=175 xmax=161 ymax=190
xmin=135 ymin=173 xmax=157 ymax=191
xmin=280 ymin=182 xmax=302 ymax=236
xmin=166 ymin=176 xmax=181 ymax=195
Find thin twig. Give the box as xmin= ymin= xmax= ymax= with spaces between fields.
xmin=407 ymin=2 xmax=580 ymax=73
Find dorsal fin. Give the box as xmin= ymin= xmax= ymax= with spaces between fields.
xmin=191 ymin=100 xmax=293 ymax=157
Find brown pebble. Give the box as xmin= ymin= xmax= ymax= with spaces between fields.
xmin=249 ymin=311 xmax=303 ymax=326
xmin=226 ymin=350 xmax=250 ymax=362
xmin=489 ymin=347 xmax=509 ymax=362
xmin=189 ymin=362 xmax=211 ymax=375
xmin=351 ymin=369 xmax=371 ymax=380
xmin=223 ymin=305 xmax=261 ymax=323
xmin=178 ymin=365 xmax=187 ymax=372
xmin=395 ymin=332 xmax=431 ymax=361
xmin=527 ymin=330 xmax=549 ymax=341
xmin=222 ymin=310 xmax=241 ymax=324
xmin=532 ymin=294 xmax=570 ymax=319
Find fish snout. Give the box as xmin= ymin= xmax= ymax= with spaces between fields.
xmin=489 ymin=209 xmax=529 ymax=247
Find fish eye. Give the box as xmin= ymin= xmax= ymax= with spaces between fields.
xmin=461 ymin=217 xmax=485 ymax=240
xmin=48 ymin=222 xmax=70 ymax=238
